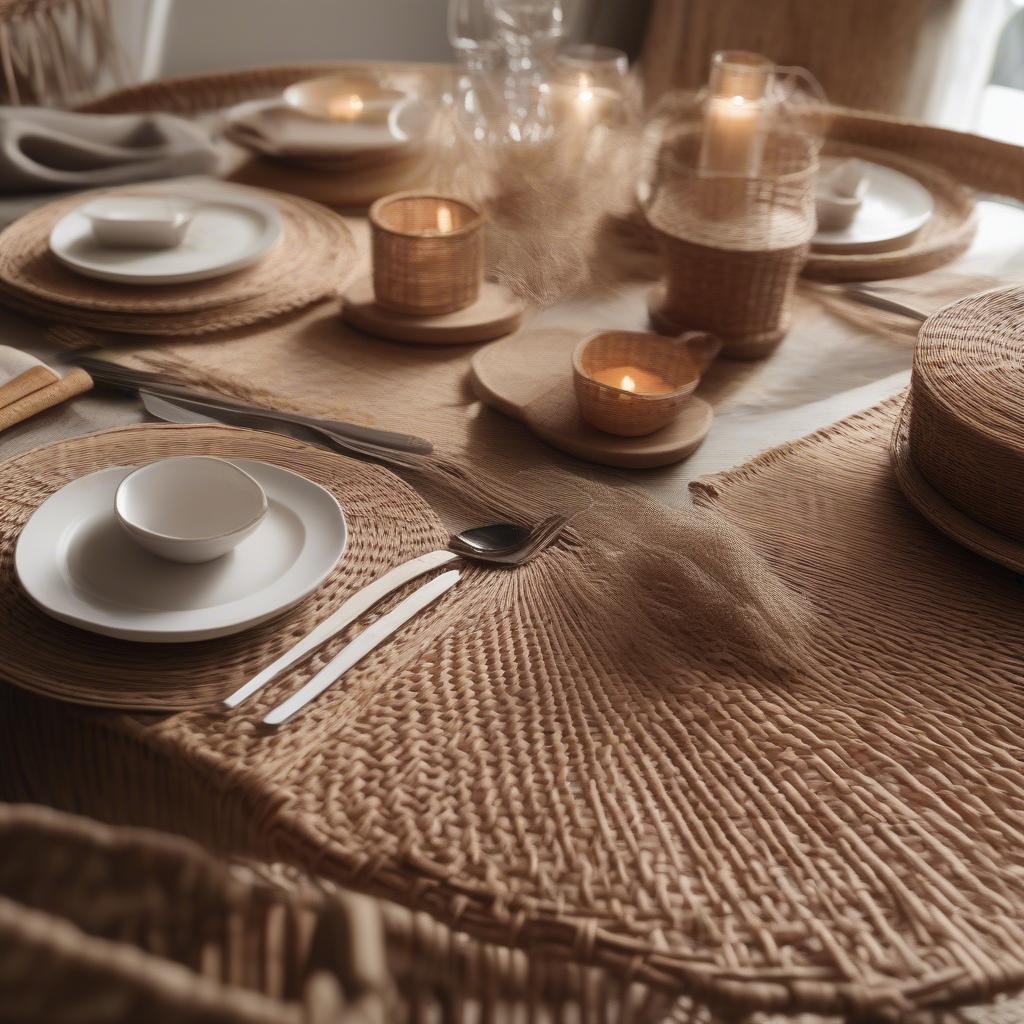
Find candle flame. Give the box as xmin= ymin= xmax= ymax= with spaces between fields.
xmin=577 ymin=87 xmax=594 ymax=105
xmin=436 ymin=204 xmax=453 ymax=234
xmin=729 ymin=94 xmax=746 ymax=107
xmin=328 ymin=93 xmax=364 ymax=120
xmin=620 ymin=374 xmax=636 ymax=392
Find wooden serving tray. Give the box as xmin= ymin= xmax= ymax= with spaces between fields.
xmin=470 ymin=328 xmax=713 ymax=470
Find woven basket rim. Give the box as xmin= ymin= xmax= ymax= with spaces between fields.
xmin=572 ymin=330 xmax=701 ymax=402
xmin=369 ymin=191 xmax=483 ymax=239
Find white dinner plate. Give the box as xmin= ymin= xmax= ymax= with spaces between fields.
xmin=15 ymin=460 xmax=346 ymax=642
xmin=812 ymin=159 xmax=934 ymax=252
xmin=48 ymin=184 xmax=283 ymax=285
xmin=223 ymin=97 xmax=433 ymax=168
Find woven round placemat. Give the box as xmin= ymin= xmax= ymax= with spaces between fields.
xmin=0 ymin=185 xmax=356 ymax=334
xmin=890 ymin=393 xmax=1024 ymax=574
xmin=907 ymin=285 xmax=1024 ymax=545
xmin=801 ymin=141 xmax=977 ymax=282
xmin=0 ymin=423 xmax=446 ymax=711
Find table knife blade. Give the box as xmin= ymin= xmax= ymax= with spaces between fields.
xmin=263 ymin=569 xmax=462 ymax=726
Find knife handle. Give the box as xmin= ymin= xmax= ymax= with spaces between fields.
xmin=263 ymin=569 xmax=461 ymax=726
xmin=224 ymin=549 xmax=459 ymax=708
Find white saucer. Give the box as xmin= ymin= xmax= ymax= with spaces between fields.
xmin=49 ymin=184 xmax=283 ymax=285
xmin=223 ymin=97 xmax=433 ymax=169
xmin=15 ymin=460 xmax=346 ymax=642
xmin=812 ymin=159 xmax=934 ymax=253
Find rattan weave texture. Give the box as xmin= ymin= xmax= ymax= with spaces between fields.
xmin=908 ymin=285 xmax=1024 ymax=544
xmin=0 ymin=425 xmax=449 ymax=710
xmin=0 ymin=187 xmax=356 ymax=335
xmin=2 ymin=401 xmax=1024 ymax=1019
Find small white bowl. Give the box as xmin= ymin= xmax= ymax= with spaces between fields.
xmin=81 ymin=195 xmax=195 ymax=249
xmin=115 ymin=457 xmax=268 ymax=564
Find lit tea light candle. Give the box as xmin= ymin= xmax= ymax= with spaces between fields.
xmin=573 ymin=330 xmax=720 ymax=437
xmin=590 ymin=365 xmax=673 ymax=394
xmin=369 ymin=191 xmax=484 ymax=316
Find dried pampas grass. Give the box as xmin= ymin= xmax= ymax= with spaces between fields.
xmin=428 ymin=102 xmax=647 ymax=305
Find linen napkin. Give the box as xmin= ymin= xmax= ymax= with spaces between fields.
xmin=0 ymin=107 xmax=217 ymax=194
xmin=0 ymin=347 xmax=92 ymax=431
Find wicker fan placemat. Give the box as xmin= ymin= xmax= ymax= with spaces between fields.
xmin=802 ymin=141 xmax=977 ymax=282
xmin=3 ymin=403 xmax=1024 ymax=1019
xmin=0 ymin=186 xmax=356 ymax=334
xmin=0 ymin=424 xmax=448 ymax=711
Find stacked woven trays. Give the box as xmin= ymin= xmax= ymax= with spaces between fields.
xmin=892 ymin=286 xmax=1024 ymax=572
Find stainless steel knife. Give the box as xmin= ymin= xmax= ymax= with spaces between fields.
xmin=263 ymin=569 xmax=462 ymax=726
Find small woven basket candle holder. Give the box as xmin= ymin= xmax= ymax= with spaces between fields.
xmin=645 ymin=127 xmax=818 ymax=359
xmin=573 ymin=329 xmax=720 ymax=436
xmin=369 ymin=191 xmax=483 ymax=316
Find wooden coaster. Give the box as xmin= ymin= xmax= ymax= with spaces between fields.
xmin=342 ymin=276 xmax=525 ymax=345
xmin=471 ymin=328 xmax=713 ymax=469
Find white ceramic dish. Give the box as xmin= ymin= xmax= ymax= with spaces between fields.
xmin=812 ymin=159 xmax=934 ymax=252
xmin=81 ymin=195 xmax=195 ymax=249
xmin=115 ymin=456 xmax=268 ymax=564
xmin=282 ymin=74 xmax=407 ymax=121
xmin=15 ymin=460 xmax=346 ymax=642
xmin=49 ymin=185 xmax=283 ymax=285
xmin=223 ymin=97 xmax=432 ymax=168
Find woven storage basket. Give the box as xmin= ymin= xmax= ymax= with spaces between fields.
xmin=369 ymin=192 xmax=483 ymax=315
xmin=645 ymin=127 xmax=817 ymax=359
xmin=907 ymin=286 xmax=1024 ymax=545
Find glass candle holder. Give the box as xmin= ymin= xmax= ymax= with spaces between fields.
xmin=369 ymin=192 xmax=484 ymax=316
xmin=700 ymin=50 xmax=774 ymax=177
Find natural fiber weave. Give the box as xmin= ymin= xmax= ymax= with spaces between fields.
xmin=645 ymin=128 xmax=816 ymax=358
xmin=0 ymin=803 xmax=389 ymax=1023
xmin=908 ymin=285 xmax=1024 ymax=544
xmin=369 ymin=192 xmax=483 ymax=316
xmin=3 ymin=352 xmax=1024 ymax=1017
xmin=0 ymin=424 xmax=450 ymax=711
xmin=0 ymin=185 xmax=356 ymax=336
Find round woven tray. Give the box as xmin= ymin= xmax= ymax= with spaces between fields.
xmin=802 ymin=142 xmax=977 ymax=282
xmin=0 ymin=185 xmax=356 ymax=335
xmin=891 ymin=394 xmax=1024 ymax=574
xmin=0 ymin=424 xmax=445 ymax=711
xmin=906 ymin=285 xmax=1024 ymax=545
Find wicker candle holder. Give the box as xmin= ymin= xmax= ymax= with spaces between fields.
xmin=573 ymin=330 xmax=720 ymax=436
xmin=369 ymin=191 xmax=483 ymax=316
xmin=645 ymin=127 xmax=818 ymax=359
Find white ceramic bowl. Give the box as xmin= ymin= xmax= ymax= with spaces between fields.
xmin=81 ymin=195 xmax=195 ymax=249
xmin=282 ymin=74 xmax=407 ymax=122
xmin=115 ymin=457 xmax=268 ymax=564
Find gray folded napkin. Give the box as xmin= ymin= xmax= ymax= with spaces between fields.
xmin=0 ymin=107 xmax=218 ymax=193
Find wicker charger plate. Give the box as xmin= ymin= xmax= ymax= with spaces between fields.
xmin=802 ymin=142 xmax=976 ymax=282
xmin=0 ymin=423 xmax=446 ymax=711
xmin=890 ymin=394 xmax=1024 ymax=574
xmin=0 ymin=185 xmax=356 ymax=332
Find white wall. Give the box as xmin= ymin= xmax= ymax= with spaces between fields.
xmin=154 ymin=0 xmax=452 ymax=77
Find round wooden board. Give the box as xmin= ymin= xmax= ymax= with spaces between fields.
xmin=471 ymin=328 xmax=713 ymax=470
xmin=342 ymin=276 xmax=525 ymax=345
